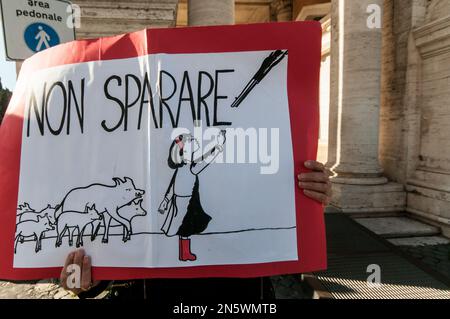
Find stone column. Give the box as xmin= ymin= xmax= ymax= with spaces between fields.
xmin=188 ymin=0 xmax=234 ymax=26
xmin=271 ymin=0 xmax=293 ymax=22
xmin=326 ymin=0 xmax=405 ymax=213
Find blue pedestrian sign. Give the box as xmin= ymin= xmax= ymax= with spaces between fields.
xmin=24 ymin=23 xmax=60 ymax=53
xmin=0 ymin=0 xmax=75 ymax=61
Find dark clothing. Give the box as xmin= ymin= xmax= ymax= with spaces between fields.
xmin=79 ymin=278 xmax=275 ymax=300
xmin=161 ymin=172 xmax=212 ymax=237
xmin=176 ymin=176 xmax=212 ymax=237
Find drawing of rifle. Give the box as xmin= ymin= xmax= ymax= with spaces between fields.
xmin=231 ymin=50 xmax=288 ymax=108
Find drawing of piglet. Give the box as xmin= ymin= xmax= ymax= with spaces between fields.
xmin=55 ymin=206 xmax=102 ymax=248
xmin=16 ymin=202 xmax=36 ymax=224
xmin=17 ymin=203 xmax=34 ymax=214
xmin=15 ymin=215 xmax=55 ymax=254
xmin=55 ymin=177 xmax=145 ymax=243
xmin=91 ymin=198 xmax=147 ymax=240
xmin=18 ymin=204 xmax=59 ymax=225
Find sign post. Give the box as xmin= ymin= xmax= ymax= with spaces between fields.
xmin=0 ymin=0 xmax=75 ymax=61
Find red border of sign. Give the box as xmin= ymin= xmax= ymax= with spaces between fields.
xmin=0 ymin=21 xmax=326 ymax=280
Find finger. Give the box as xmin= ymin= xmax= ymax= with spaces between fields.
xmin=81 ymin=255 xmax=92 ymax=291
xmin=298 ymin=172 xmax=329 ymax=183
xmin=66 ymin=249 xmax=85 ymax=293
xmin=298 ymin=181 xmax=331 ymax=195
xmin=304 ymin=190 xmax=330 ymax=206
xmin=305 ymin=160 xmax=325 ymax=172
xmin=60 ymin=251 xmax=75 ymax=289
xmin=63 ymin=251 xmax=76 ymax=272
xmin=73 ymin=249 xmax=85 ymax=269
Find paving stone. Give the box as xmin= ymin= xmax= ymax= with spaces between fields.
xmin=53 ymin=289 xmax=70 ymax=299
xmin=388 ymin=236 xmax=450 ymax=246
xmin=33 ymin=283 xmax=59 ymax=293
xmin=355 ymin=217 xmax=440 ymax=238
xmin=394 ymin=244 xmax=450 ymax=279
xmin=270 ymin=275 xmax=308 ymax=299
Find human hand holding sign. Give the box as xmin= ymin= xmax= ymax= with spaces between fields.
xmin=60 ymin=249 xmax=100 ymax=295
xmin=298 ymin=161 xmax=332 ymax=206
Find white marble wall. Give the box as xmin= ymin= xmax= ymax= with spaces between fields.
xmin=72 ymin=0 xmax=179 ymax=39
xmin=408 ymin=3 xmax=450 ymax=237
xmin=380 ymin=0 xmax=450 ymax=237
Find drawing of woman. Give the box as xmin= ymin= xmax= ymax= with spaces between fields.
xmin=158 ymin=130 xmax=226 ymax=261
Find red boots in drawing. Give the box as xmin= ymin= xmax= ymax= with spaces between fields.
xmin=179 ymin=237 xmax=197 ymax=261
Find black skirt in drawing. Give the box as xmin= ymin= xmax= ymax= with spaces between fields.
xmin=176 ymin=176 xmax=212 ymax=237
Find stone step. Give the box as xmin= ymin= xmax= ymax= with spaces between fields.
xmin=354 ymin=217 xmax=441 ymax=239
xmin=388 ymin=236 xmax=450 ymax=246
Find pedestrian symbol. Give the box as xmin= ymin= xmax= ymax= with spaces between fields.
xmin=35 ymin=26 xmax=50 ymax=51
xmin=24 ymin=23 xmax=60 ymax=53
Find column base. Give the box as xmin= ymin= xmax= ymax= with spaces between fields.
xmin=332 ymin=176 xmax=388 ymax=185
xmin=330 ymin=181 xmax=406 ymax=214
xmin=407 ymin=208 xmax=450 ymax=239
xmin=406 ymin=181 xmax=450 ymax=239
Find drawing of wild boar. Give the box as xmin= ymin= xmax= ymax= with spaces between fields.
xmin=15 ymin=215 xmax=55 ymax=253
xmin=55 ymin=177 xmax=145 ymax=243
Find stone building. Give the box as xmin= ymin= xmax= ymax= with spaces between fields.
xmin=59 ymin=0 xmax=450 ymax=238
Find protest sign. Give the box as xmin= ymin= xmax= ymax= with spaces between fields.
xmin=0 ymin=22 xmax=326 ymax=280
